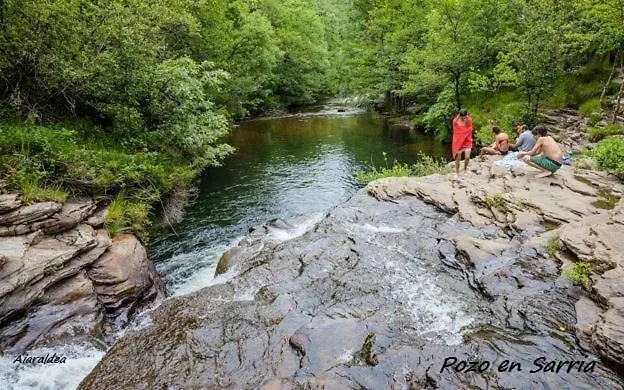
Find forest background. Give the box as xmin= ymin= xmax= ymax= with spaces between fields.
xmin=1 ymin=0 xmax=623 ymax=237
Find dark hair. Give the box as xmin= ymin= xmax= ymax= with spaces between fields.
xmin=459 ymin=109 xmax=468 ymax=117
xmin=492 ymin=126 xmax=501 ymax=134
xmin=532 ymin=126 xmax=547 ymax=136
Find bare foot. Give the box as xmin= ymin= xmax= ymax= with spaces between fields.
xmin=535 ymin=172 xmax=553 ymax=178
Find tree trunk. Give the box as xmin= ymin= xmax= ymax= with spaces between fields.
xmin=526 ymin=89 xmax=533 ymax=123
xmin=612 ymin=80 xmax=624 ymax=124
xmin=600 ymin=53 xmax=618 ymax=104
xmin=612 ymin=54 xmax=624 ymax=123
xmin=534 ymin=93 xmax=542 ymax=122
xmin=454 ymin=75 xmax=461 ymax=110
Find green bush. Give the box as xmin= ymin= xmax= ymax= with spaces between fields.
xmin=587 ymin=112 xmax=603 ymax=127
xmin=545 ymin=71 xmax=607 ymax=109
xmin=416 ymin=87 xmax=456 ymax=142
xmin=355 ymin=152 xmax=413 ymax=183
xmin=0 ymin=124 xmax=199 ymax=198
xmin=587 ymin=124 xmax=622 ymax=142
xmin=0 ymin=123 xmax=207 ymax=235
xmin=355 ymin=163 xmax=413 ymax=183
xmin=564 ymin=262 xmax=593 ymax=289
xmin=465 ymin=90 xmax=525 ymax=145
xmin=587 ymin=135 xmax=624 ymax=179
xmin=476 ymin=125 xmax=494 ymax=146
xmin=411 ymin=153 xmax=451 ymax=177
xmin=104 ymin=194 xmax=151 ymax=241
xmin=578 ymin=98 xmax=601 ymax=117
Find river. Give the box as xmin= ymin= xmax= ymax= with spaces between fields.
xmin=1 ymin=106 xmax=450 ymax=389
xmin=149 ymin=106 xmax=449 ymax=296
xmin=74 ymin=105 xmax=624 ymax=389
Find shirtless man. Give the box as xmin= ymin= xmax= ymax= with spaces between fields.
xmin=516 ymin=126 xmax=563 ymax=178
xmin=479 ymin=126 xmax=509 ymax=156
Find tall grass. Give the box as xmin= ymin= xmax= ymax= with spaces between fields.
xmin=587 ymin=124 xmax=623 ymax=142
xmin=0 ymin=123 xmax=196 ymax=236
xmin=355 ymin=152 xmax=449 ymax=184
xmin=104 ymin=194 xmax=151 ymax=241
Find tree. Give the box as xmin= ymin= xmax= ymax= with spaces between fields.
xmin=497 ymin=1 xmax=569 ymax=123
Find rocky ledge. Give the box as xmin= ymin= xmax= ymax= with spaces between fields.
xmin=81 ymin=158 xmax=623 ymax=389
xmin=0 ymin=195 xmax=165 ymax=354
xmin=367 ymin=157 xmax=624 ymax=370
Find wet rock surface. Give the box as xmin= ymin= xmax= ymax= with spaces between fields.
xmin=562 ymin=201 xmax=624 ymax=367
xmin=87 ymin=234 xmax=165 ymax=328
xmin=81 ymin=171 xmax=623 ymax=389
xmin=368 ymin=158 xmax=624 ymax=368
xmin=0 ymin=196 xmax=165 ymax=354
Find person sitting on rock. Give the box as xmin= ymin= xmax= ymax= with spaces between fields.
xmin=516 ymin=126 xmax=563 ymax=178
xmin=510 ymin=123 xmax=536 ymax=152
xmin=479 ymin=126 xmax=509 ymax=156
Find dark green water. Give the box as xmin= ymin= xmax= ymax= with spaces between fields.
xmin=149 ymin=107 xmax=449 ymax=295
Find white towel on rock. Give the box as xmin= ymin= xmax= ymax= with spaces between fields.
xmin=493 ymin=152 xmax=525 ymax=169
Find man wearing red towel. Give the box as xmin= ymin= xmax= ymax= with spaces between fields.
xmin=451 ymin=109 xmax=473 ymax=176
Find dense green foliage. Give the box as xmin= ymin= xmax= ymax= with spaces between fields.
xmin=0 ymin=0 xmax=356 ymax=122
xmin=352 ymin=0 xmax=624 ymax=139
xmin=0 ymin=0 xmax=357 ymax=236
xmin=587 ymin=124 xmax=623 ymax=142
xmin=1 ymin=0 xmax=623 ymax=236
xmin=0 ymin=124 xmax=197 ymax=199
xmin=579 ymin=99 xmax=602 ymax=118
xmin=105 ymin=194 xmax=152 ymax=240
xmin=588 ymin=136 xmax=624 ymax=179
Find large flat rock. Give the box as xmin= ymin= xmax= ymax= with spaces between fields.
xmin=80 ymin=190 xmax=623 ymax=389
xmin=0 ymin=202 xmax=62 ymax=226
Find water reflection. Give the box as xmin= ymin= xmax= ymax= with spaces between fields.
xmin=149 ymin=111 xmax=449 ymax=294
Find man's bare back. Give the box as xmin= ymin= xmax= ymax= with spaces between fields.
xmin=535 ymin=136 xmax=563 ymax=163
xmin=516 ymin=127 xmax=564 ymax=178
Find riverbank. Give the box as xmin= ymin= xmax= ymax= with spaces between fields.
xmin=78 ymin=104 xmax=624 ymax=386
xmin=80 ymin=153 xmax=623 ymax=388
xmin=0 ymin=123 xmax=219 ymax=241
xmin=368 ymin=156 xmax=623 ymax=366
xmin=2 ymin=104 xmax=623 ymax=388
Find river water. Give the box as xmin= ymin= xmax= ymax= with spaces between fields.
xmin=149 ymin=106 xmax=449 ymax=296
xmin=0 ymin=106 xmax=450 ymax=389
